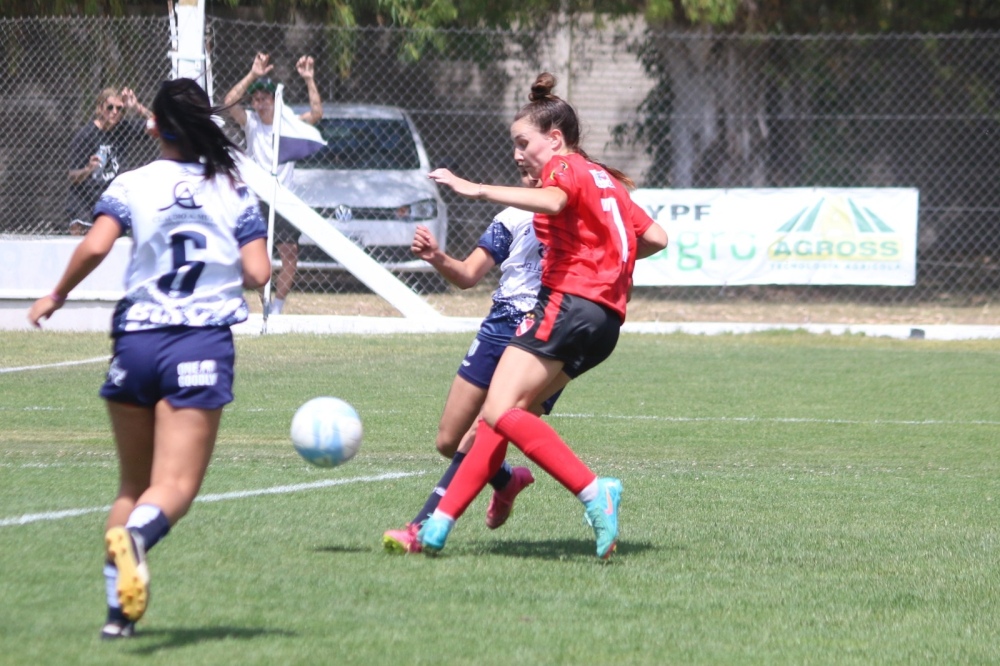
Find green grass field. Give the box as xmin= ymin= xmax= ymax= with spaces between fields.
xmin=2 ymin=330 xmax=999 ymax=665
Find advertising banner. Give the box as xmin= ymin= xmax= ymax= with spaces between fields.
xmin=632 ymin=188 xmax=919 ymax=286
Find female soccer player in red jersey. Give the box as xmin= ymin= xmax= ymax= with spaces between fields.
xmin=418 ymin=72 xmax=668 ymax=559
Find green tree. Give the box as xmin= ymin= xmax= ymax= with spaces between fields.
xmin=613 ymin=0 xmax=1000 ymax=187
xmin=7 ymin=0 xmax=997 ymax=188
xmin=643 ymin=0 xmax=1000 ymax=32
xmin=4 ymin=0 xmax=998 ymax=30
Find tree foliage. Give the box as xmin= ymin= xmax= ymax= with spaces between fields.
xmin=3 ymin=0 xmax=998 ymax=32
xmin=614 ymin=0 xmax=1000 ymax=192
xmin=644 ymin=0 xmax=1000 ymax=32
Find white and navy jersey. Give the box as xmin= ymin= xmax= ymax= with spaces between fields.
xmin=476 ymin=206 xmax=545 ymax=343
xmin=94 ymin=159 xmax=268 ymax=335
xmin=244 ymin=111 xmax=294 ymax=186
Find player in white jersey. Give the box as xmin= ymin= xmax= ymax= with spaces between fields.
xmin=101 ymin=160 xmax=265 ymax=333
xmin=383 ymin=173 xmax=562 ymax=554
xmin=28 ymin=78 xmax=270 ymax=639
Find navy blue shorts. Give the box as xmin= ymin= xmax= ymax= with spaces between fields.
xmin=457 ymin=332 xmax=561 ymax=415
xmin=507 ymin=287 xmax=620 ymax=379
xmin=99 ymin=326 xmax=236 ymax=409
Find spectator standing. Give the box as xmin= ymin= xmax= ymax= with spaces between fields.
xmin=67 ymin=87 xmax=153 ymax=235
xmin=224 ymin=52 xmax=323 ymax=314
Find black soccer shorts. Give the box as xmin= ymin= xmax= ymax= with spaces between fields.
xmin=507 ymin=287 xmax=621 ymax=379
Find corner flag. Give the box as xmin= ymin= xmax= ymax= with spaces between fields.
xmin=274 ymin=94 xmax=326 ymax=164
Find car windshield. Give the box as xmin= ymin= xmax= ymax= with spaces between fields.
xmin=296 ymin=117 xmax=421 ymax=170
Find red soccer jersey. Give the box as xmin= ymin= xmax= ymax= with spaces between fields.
xmin=534 ymin=152 xmax=654 ymax=321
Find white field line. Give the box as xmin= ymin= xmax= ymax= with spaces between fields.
xmin=1 ymin=462 xmax=113 ymax=468
xmin=552 ymin=413 xmax=1000 ymax=427
xmin=0 ymin=471 xmax=424 ymax=528
xmin=5 ymin=359 xmax=997 ymax=427
xmin=0 ymin=356 xmax=107 ymax=374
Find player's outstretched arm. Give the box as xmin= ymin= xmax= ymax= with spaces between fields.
xmin=411 ymin=224 xmax=494 ymax=289
xmin=428 ymin=168 xmax=567 ymax=214
xmin=28 ymin=215 xmax=120 ymax=327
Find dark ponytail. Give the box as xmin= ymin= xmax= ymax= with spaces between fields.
xmin=151 ymin=78 xmax=241 ymax=183
xmin=515 ymin=72 xmax=635 ymax=190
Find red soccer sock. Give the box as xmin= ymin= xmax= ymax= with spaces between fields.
xmin=436 ymin=419 xmax=509 ymax=520
xmin=494 ymin=408 xmax=596 ymax=495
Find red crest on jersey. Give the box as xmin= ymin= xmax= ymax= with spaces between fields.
xmin=546 ymin=160 xmax=570 ymax=183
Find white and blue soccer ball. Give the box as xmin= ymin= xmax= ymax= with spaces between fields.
xmin=290 ymin=397 xmax=363 ymax=468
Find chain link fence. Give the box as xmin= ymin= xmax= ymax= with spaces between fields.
xmin=1 ymin=15 xmax=997 ymax=313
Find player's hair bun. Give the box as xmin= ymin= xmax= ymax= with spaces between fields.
xmin=528 ymin=72 xmax=557 ymax=102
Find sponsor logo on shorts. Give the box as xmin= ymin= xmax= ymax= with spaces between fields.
xmin=515 ymin=314 xmax=535 ymax=337
xmin=107 ymin=357 xmax=127 ymax=386
xmin=177 ymin=360 xmax=218 ymax=387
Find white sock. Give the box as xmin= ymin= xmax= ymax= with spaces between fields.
xmin=125 ymin=503 xmax=171 ymax=552
xmin=104 ymin=562 xmax=120 ymax=609
xmin=430 ymin=509 xmax=456 ymax=525
xmin=269 ymin=298 xmax=285 ymax=315
xmin=576 ymin=479 xmax=599 ymax=504
xmin=125 ymin=504 xmax=161 ymax=531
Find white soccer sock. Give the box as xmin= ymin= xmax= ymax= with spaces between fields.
xmin=269 ymin=298 xmax=285 ymax=315
xmin=430 ymin=509 xmax=456 ymax=525
xmin=125 ymin=504 xmax=161 ymax=531
xmin=104 ymin=562 xmax=120 ymax=609
xmin=576 ymin=479 xmax=599 ymax=504
xmin=125 ymin=503 xmax=170 ymax=552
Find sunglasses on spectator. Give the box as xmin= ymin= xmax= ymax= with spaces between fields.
xmin=105 ymin=104 xmax=124 ymax=112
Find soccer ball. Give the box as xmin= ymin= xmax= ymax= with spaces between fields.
xmin=290 ymin=397 xmax=363 ymax=468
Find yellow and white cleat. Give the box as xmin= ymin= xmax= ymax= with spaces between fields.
xmin=105 ymin=526 xmax=150 ymax=621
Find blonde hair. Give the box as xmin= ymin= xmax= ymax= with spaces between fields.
xmin=92 ymin=87 xmax=121 ymax=119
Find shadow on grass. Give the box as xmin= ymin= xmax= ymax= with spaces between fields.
xmin=311 ymin=539 xmax=660 ymax=560
xmin=124 ymin=626 xmax=295 ymax=654
xmin=474 ymin=538 xmax=657 ymax=560
xmin=312 ymin=544 xmax=373 ymax=554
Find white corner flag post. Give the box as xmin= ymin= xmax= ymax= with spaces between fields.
xmin=167 ymin=0 xmax=207 ymax=89
xmin=262 ymin=83 xmax=286 ymax=334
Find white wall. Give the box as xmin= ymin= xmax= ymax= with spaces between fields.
xmin=0 ymin=237 xmax=130 ymax=331
xmin=501 ymin=15 xmax=655 ymax=180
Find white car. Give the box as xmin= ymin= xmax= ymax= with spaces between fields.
xmin=289 ymin=103 xmax=447 ymax=271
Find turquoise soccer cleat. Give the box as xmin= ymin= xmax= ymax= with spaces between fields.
xmin=583 ymin=478 xmax=622 ymax=559
xmin=417 ymin=515 xmax=454 ymax=556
